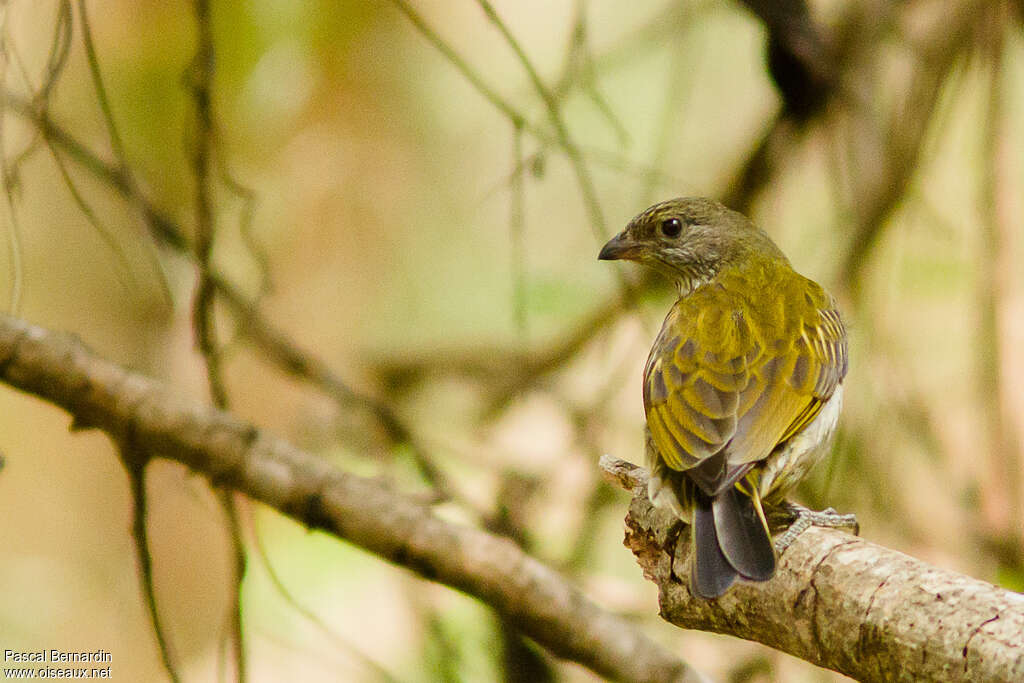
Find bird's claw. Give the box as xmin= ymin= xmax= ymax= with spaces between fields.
xmin=773 ymin=501 xmax=859 ymax=554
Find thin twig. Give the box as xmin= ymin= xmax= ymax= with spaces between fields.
xmin=0 ymin=125 xmax=26 ymax=314
xmin=218 ymin=163 xmax=269 ymax=300
xmin=475 ymin=0 xmax=609 ymax=245
xmin=76 ymin=0 xmax=126 ymax=161
xmin=509 ymin=122 xmax=527 ymax=335
xmin=38 ymin=0 xmax=72 ymax=102
xmin=75 ymin=0 xmax=171 ymax=303
xmin=188 ymin=0 xmax=226 ymax=409
xmin=385 ymin=0 xmax=525 ymax=128
xmin=217 ymin=490 xmax=248 ymax=683
xmin=44 ymin=138 xmax=137 ymax=291
xmin=185 ymin=2 xmax=247 ymax=680
xmin=118 ymin=445 xmax=182 ymax=683
xmin=391 ymin=0 xmax=635 ymax=306
xmin=553 ymin=0 xmax=628 ymax=146
xmin=0 ymin=8 xmax=26 ymax=313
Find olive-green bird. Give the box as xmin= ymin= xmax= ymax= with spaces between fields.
xmin=599 ymin=197 xmax=848 ymax=599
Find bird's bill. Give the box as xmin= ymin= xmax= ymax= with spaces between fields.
xmin=598 ymin=232 xmax=641 ymax=261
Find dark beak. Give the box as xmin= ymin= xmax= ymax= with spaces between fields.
xmin=598 ymin=232 xmax=639 ymax=261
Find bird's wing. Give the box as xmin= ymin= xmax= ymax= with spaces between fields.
xmin=643 ymin=276 xmax=846 ymax=493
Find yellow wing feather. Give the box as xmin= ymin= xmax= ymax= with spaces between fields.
xmin=643 ymin=266 xmax=846 ymax=488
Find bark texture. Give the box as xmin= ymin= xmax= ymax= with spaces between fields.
xmin=601 ymin=456 xmax=1024 ymax=683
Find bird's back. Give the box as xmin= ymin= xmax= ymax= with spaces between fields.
xmin=643 ymin=254 xmax=846 ymax=483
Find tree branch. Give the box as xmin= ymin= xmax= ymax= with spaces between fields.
xmin=0 ymin=313 xmax=702 ymax=683
xmin=599 ymin=456 xmax=1024 ymax=683
xmin=0 ymin=90 xmax=466 ymax=503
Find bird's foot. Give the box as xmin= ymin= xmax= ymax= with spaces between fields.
xmin=773 ymin=501 xmax=859 ymax=554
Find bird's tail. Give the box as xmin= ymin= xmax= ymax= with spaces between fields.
xmin=691 ymin=486 xmax=775 ymax=599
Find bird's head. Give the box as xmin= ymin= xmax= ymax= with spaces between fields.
xmin=598 ymin=197 xmax=788 ymax=293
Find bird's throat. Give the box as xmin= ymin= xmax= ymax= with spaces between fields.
xmin=675 ymin=268 xmax=715 ymax=298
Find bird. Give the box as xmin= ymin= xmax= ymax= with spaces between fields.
xmin=599 ymin=197 xmax=849 ymax=598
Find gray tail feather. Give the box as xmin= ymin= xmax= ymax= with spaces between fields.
xmin=692 ymin=497 xmax=738 ymax=598
xmin=691 ymin=488 xmax=775 ymax=599
xmin=713 ymin=487 xmax=775 ymax=581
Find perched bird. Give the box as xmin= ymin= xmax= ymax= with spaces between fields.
xmin=599 ymin=197 xmax=848 ymax=598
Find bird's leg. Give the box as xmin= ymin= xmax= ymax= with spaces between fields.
xmin=771 ymin=501 xmax=859 ymax=554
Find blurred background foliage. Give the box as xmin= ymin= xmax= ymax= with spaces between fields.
xmin=1 ymin=0 xmax=1023 ymax=681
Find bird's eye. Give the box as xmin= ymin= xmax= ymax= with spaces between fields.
xmin=660 ymin=217 xmax=682 ymax=238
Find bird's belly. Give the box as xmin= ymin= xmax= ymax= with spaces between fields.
xmin=758 ymin=385 xmax=844 ymax=503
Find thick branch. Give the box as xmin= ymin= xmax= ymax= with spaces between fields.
xmin=600 ymin=456 xmax=1024 ymax=683
xmin=0 ymin=314 xmax=700 ymax=683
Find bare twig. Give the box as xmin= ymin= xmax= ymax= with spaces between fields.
xmin=0 ymin=116 xmax=27 ymax=314
xmin=475 ymin=0 xmax=609 ymax=246
xmin=390 ymin=0 xmax=635 ymax=308
xmin=0 ymin=314 xmax=700 ymax=683
xmin=509 ymin=122 xmax=527 ymax=335
xmin=76 ymin=0 xmax=125 ymax=161
xmin=44 ymin=136 xmax=137 ymax=291
xmin=185 ymin=2 xmax=247 ymax=679
xmin=73 ymin=0 xmax=171 ymax=302
xmin=217 ymin=164 xmax=267 ymax=300
xmin=384 ymin=0 xmax=525 ymax=128
xmin=188 ymin=0 xmax=227 ymax=409
xmin=0 ymin=7 xmax=26 ymax=313
xmin=552 ymin=0 xmax=628 ymax=146
xmin=38 ymin=1 xmax=72 ymax=101
xmin=213 ymin=279 xmax=463 ymax=503
xmin=117 ymin=443 xmax=182 ymax=683
xmin=216 ymin=489 xmax=247 ymax=683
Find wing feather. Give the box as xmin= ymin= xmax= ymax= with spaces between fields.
xmin=643 ymin=270 xmax=847 ymax=488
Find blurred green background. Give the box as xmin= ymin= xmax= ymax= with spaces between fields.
xmin=1 ymin=0 xmax=1023 ymax=681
